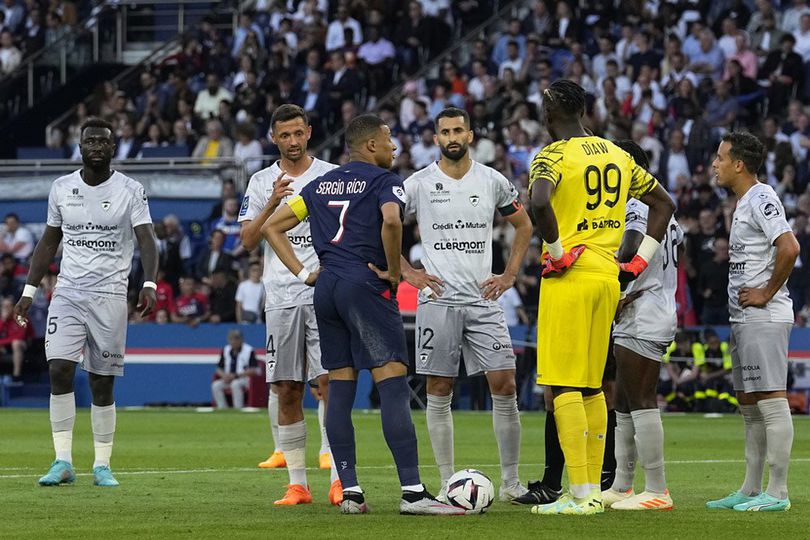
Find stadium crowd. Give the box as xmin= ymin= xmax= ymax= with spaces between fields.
xmin=3 ymin=0 xmax=810 ymax=404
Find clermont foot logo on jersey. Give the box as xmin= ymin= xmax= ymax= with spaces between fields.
xmin=469 ymin=194 xmax=480 ymax=207
xmin=419 ymin=352 xmax=428 ymax=365
xmin=577 ymin=218 xmax=589 ymax=231
xmin=101 ymin=200 xmax=111 ymax=211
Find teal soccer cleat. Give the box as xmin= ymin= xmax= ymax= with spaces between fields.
xmin=706 ymin=491 xmax=756 ymax=510
xmin=733 ymin=493 xmax=791 ymax=512
xmin=93 ymin=466 xmax=120 ymax=487
xmin=38 ymin=460 xmax=76 ymax=486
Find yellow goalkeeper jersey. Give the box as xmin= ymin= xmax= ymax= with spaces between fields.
xmin=528 ymin=136 xmax=659 ymax=279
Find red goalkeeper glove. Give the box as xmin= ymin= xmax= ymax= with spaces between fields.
xmin=618 ymin=255 xmax=649 ymax=283
xmin=541 ymin=244 xmax=586 ymax=278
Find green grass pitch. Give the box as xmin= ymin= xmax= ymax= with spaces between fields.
xmin=0 ymin=409 xmax=808 ymax=539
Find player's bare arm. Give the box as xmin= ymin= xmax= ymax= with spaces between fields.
xmin=13 ymin=225 xmax=63 ymax=324
xmin=637 ymin=183 xmax=676 ymax=244
xmin=481 ymin=207 xmax=532 ymax=300
xmin=240 ymin=171 xmax=294 ymax=251
xmin=399 ymin=254 xmax=444 ymax=297
xmin=377 ymin=202 xmax=403 ymax=292
xmin=740 ymin=231 xmax=800 ymax=308
xmin=134 ymin=223 xmax=159 ymax=317
xmin=262 ymin=204 xmax=319 ymax=286
xmin=529 ymin=179 xmax=585 ymax=277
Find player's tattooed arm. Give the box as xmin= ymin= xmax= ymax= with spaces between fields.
xmin=13 ymin=225 xmax=63 ymax=324
xmin=262 ymin=204 xmax=319 ymax=285
xmin=241 ymin=171 xmax=293 ymax=251
xmin=135 ymin=223 xmax=159 ymax=317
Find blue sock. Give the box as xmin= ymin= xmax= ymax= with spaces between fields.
xmin=377 ymin=375 xmax=421 ymax=487
xmin=326 ymin=379 xmax=358 ymax=489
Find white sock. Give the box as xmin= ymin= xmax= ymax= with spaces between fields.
xmin=611 ymin=412 xmax=636 ymax=492
xmin=279 ymin=420 xmax=307 ymax=486
xmin=318 ymin=399 xmax=329 ymax=454
xmin=50 ymin=393 xmax=75 ymax=464
xmin=92 ymin=403 xmax=116 ymax=468
xmin=758 ymin=398 xmax=793 ymax=500
xmin=739 ymin=404 xmax=766 ymax=496
xmin=401 ymin=483 xmax=424 ymax=492
xmin=492 ymin=393 xmax=521 ymax=488
xmin=426 ymin=393 xmax=454 ymax=484
xmin=268 ymin=388 xmax=280 ymax=452
xmin=631 ymin=408 xmax=666 ymax=494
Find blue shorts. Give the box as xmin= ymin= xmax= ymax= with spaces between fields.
xmin=314 ymin=269 xmax=409 ymax=372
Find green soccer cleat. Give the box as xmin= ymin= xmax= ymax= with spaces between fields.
xmin=530 ymin=493 xmax=603 ymax=516
xmin=93 ymin=466 xmax=120 ymax=487
xmin=706 ymin=491 xmax=756 ymax=510
xmin=38 ymin=460 xmax=76 ymax=486
xmin=733 ymin=493 xmax=791 ymax=512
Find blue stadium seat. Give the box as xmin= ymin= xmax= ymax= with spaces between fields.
xmin=140 ymin=145 xmax=189 ymax=158
xmin=16 ymin=147 xmax=64 ymax=160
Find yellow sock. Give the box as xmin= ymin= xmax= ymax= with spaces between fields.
xmin=582 ymin=392 xmax=608 ymax=489
xmin=553 ymin=392 xmax=589 ymax=499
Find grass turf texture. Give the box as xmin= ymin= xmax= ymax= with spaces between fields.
xmin=0 ymin=409 xmax=808 ymax=539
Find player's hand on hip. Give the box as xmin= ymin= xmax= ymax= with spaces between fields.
xmin=541 ymin=244 xmax=586 ymax=278
xmin=13 ymin=296 xmax=31 ymax=327
xmin=304 ymin=267 xmax=321 ymax=287
xmin=368 ymin=263 xmax=400 ymax=293
xmin=617 ymin=254 xmax=649 ymax=284
xmin=481 ymin=273 xmax=515 ymax=300
xmin=739 ymin=287 xmax=770 ymax=308
xmin=614 ymin=290 xmax=642 ymax=321
xmin=403 ymin=266 xmax=444 ymax=298
xmin=137 ymin=287 xmax=157 ymax=318
xmin=269 ymin=172 xmax=294 ymax=206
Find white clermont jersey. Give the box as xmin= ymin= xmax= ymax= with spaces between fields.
xmin=728 ymin=183 xmax=794 ymax=323
xmin=239 ymin=157 xmax=337 ymax=311
xmin=613 ymin=199 xmax=683 ymax=342
xmin=47 ymin=170 xmax=153 ymax=297
xmin=404 ymin=160 xmax=520 ymax=305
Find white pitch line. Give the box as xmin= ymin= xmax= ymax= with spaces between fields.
xmin=2 ymin=459 xmax=810 ymax=480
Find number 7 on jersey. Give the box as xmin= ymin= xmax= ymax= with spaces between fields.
xmin=327 ymin=200 xmax=350 ymax=243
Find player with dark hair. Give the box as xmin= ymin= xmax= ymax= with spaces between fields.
xmin=526 ymin=80 xmax=675 ymax=515
xmin=262 ymin=113 xmax=463 ymax=515
xmin=706 ymin=132 xmax=799 ymax=512
xmin=238 ymin=103 xmax=342 ymax=506
xmin=14 ymin=117 xmax=158 ymax=487
xmin=601 ymin=139 xmax=682 ymax=511
xmin=402 ymin=107 xmax=532 ymax=503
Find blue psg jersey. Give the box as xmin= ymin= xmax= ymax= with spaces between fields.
xmin=292 ymin=161 xmax=406 ymax=292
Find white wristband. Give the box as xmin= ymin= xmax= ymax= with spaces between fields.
xmin=22 ymin=284 xmax=37 ymax=298
xmin=143 ymin=281 xmax=157 ymax=290
xmin=637 ymin=235 xmax=661 ymax=263
xmin=546 ymin=238 xmax=564 ymax=260
xmin=296 ymin=267 xmax=311 ymax=283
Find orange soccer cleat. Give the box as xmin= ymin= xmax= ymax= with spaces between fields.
xmin=274 ymin=484 xmax=313 ymax=506
xmin=319 ymin=452 xmax=332 ymax=470
xmin=329 ymin=479 xmax=344 ymax=506
xmin=258 ymin=451 xmax=286 ymax=469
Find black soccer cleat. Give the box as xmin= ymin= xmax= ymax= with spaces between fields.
xmin=511 ymin=480 xmax=563 ymax=506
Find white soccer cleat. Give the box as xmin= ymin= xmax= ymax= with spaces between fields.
xmin=400 ymin=489 xmax=467 ymax=515
xmin=499 ymin=482 xmax=529 ymax=502
xmin=611 ymin=490 xmax=673 ymax=511
xmin=601 ymin=487 xmax=634 ymax=508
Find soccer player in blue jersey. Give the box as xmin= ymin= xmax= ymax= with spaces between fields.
xmin=262 ymin=114 xmax=463 ymax=515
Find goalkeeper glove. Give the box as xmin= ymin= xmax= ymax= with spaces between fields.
xmin=541 ymin=244 xmax=586 ymax=278
xmin=617 ymin=235 xmax=660 ymax=283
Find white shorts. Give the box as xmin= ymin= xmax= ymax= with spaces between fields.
xmin=45 ymin=288 xmax=128 ymax=376
xmin=730 ymin=322 xmax=792 ymax=393
xmin=613 ymin=335 xmax=670 ymax=362
xmin=265 ymin=305 xmax=325 ymax=384
xmin=415 ymin=302 xmax=516 ymax=377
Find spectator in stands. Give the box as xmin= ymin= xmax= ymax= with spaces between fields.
xmin=631 ymin=122 xmax=664 ymax=175
xmin=0 ymin=213 xmax=34 ymax=262
xmin=170 ymin=119 xmax=194 ymax=154
xmin=0 ymin=29 xmax=21 ymax=74
xmin=325 ymin=3 xmax=362 ymax=52
xmin=172 ymin=275 xmax=209 ymax=326
xmin=231 ymin=12 xmax=264 ymax=60
xmin=49 ymin=0 xmax=77 ymax=27
xmin=357 ymin=25 xmax=395 ymax=100
xmin=205 ymin=269 xmax=236 ymax=323
xmin=211 ymin=329 xmax=257 ymax=409
xmin=752 ymin=12 xmax=784 ymax=58
xmin=0 ymin=296 xmax=29 ymax=384
xmin=407 ymin=99 xmax=432 ymax=142
xmin=659 ymin=129 xmax=692 ymax=192
xmin=194 ymin=73 xmax=233 ymax=120
xmin=1 ymin=0 xmax=23 ymax=33
xmin=761 ymin=34 xmax=803 ymax=115
xmin=498 ymin=40 xmax=523 ymax=78
xmin=698 ymin=236 xmax=730 ymax=325
xmin=0 ymin=253 xmax=25 ymax=298
xmin=114 ymin=121 xmax=141 ymax=160
xmin=147 ymin=269 xmax=175 ymax=322
xmin=687 ymin=28 xmax=725 ymax=81
xmin=325 ymin=50 xmax=361 ymax=111
xmin=137 ymin=123 xmax=168 ymax=157
xmin=704 ymin=79 xmax=739 ymax=133
xmin=41 ymin=11 xmax=67 ymax=66
xmin=192 ymin=119 xmax=234 ymax=161
xmin=784 ymin=0 xmax=810 ymax=34
xmin=294 ymin=71 xmax=328 ymax=141
xmin=23 ymin=7 xmax=44 ymax=56
xmin=235 ymin=261 xmax=263 ymax=324
xmin=233 ymin=122 xmax=263 ymax=176
xmin=161 ymin=215 xmax=193 ymax=292
xmin=627 ymin=31 xmax=662 ymax=80
xmin=194 ymin=230 xmax=236 ymax=282
xmin=211 ymin=197 xmax=244 ymax=257
xmin=410 ymin=127 xmax=440 ymax=169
